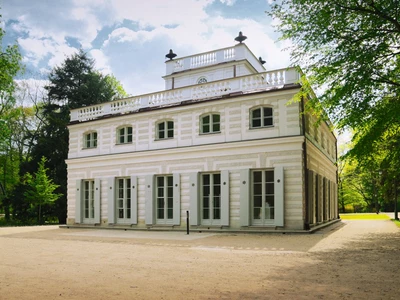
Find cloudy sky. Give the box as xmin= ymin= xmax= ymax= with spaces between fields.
xmin=2 ymin=0 xmax=290 ymax=96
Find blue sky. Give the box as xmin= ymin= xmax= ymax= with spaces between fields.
xmin=2 ymin=0 xmax=291 ymax=96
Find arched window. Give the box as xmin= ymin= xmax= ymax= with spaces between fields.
xmin=200 ymin=113 xmax=220 ymax=134
xmin=250 ymin=106 xmax=273 ymax=128
xmin=197 ymin=77 xmax=207 ymax=84
xmin=117 ymin=126 xmax=133 ymax=144
xmin=83 ymin=131 xmax=97 ymax=148
xmin=156 ymin=120 xmax=174 ymax=139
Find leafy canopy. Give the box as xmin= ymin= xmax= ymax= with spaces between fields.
xmin=268 ymin=0 xmax=400 ymax=160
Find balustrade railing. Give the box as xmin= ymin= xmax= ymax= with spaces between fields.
xmin=70 ymin=68 xmax=299 ymax=122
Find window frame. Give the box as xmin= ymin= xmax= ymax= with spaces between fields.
xmin=251 ymin=169 xmax=275 ymax=225
xmin=197 ymin=76 xmax=208 ymax=84
xmin=249 ymin=106 xmax=274 ymax=129
xmin=116 ymin=126 xmax=133 ymax=145
xmin=200 ymin=172 xmax=221 ymax=226
xmin=115 ymin=177 xmax=132 ymax=223
xmin=83 ymin=131 xmax=97 ymax=149
xmin=155 ymin=175 xmax=174 ymax=224
xmin=156 ymin=120 xmax=174 ymax=140
xmin=200 ymin=113 xmax=221 ymax=134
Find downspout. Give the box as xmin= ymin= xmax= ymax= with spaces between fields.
xmin=301 ymin=96 xmax=310 ymax=230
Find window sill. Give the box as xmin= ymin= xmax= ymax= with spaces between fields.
xmin=199 ymin=131 xmax=221 ymax=135
xmin=155 ymin=137 xmax=174 ymax=141
xmin=249 ymin=125 xmax=274 ymax=130
xmin=82 ymin=147 xmax=97 ymax=150
xmin=115 ymin=142 xmax=133 ymax=146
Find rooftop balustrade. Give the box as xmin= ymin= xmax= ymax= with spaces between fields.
xmin=70 ymin=67 xmax=300 ymax=123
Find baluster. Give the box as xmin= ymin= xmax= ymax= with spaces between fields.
xmin=279 ymin=71 xmax=285 ymax=84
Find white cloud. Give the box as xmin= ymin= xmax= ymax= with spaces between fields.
xmin=219 ymin=0 xmax=236 ymax=5
xmin=89 ymin=49 xmax=112 ymax=74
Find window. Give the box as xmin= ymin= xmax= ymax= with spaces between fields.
xmin=145 ymin=174 xmax=180 ymax=226
xmin=117 ymin=126 xmax=133 ymax=144
xmin=157 ymin=121 xmax=174 ymax=139
xmin=252 ymin=170 xmax=274 ymax=224
xmin=83 ymin=180 xmax=95 ymax=220
xmin=84 ymin=132 xmax=97 ymax=148
xmin=156 ymin=175 xmax=174 ymax=224
xmin=201 ymin=173 xmax=221 ymax=225
xmin=197 ymin=77 xmax=207 ymax=84
xmin=116 ymin=178 xmax=131 ymax=221
xmin=201 ymin=114 xmax=220 ymax=134
xmin=250 ymin=107 xmax=273 ymax=128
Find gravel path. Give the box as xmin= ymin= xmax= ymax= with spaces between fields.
xmin=0 ymin=220 xmax=398 ymax=299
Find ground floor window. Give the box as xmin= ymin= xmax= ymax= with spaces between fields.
xmin=116 ymin=177 xmax=131 ymax=221
xmin=83 ymin=180 xmax=95 ymax=221
xmin=156 ymin=175 xmax=174 ymax=224
xmin=201 ymin=173 xmax=221 ymax=225
xmin=251 ymin=170 xmax=274 ymax=225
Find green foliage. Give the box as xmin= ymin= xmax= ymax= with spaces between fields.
xmin=27 ymin=50 xmax=127 ymax=223
xmin=24 ymin=157 xmax=61 ymax=224
xmin=268 ymin=0 xmax=400 ymax=160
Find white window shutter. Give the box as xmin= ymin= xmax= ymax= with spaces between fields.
xmin=94 ymin=178 xmax=101 ymax=224
xmin=189 ymin=172 xmax=199 ymax=225
xmin=145 ymin=175 xmax=154 ymax=225
xmin=240 ymin=169 xmax=250 ymax=226
xmin=75 ymin=180 xmax=82 ymax=223
xmin=274 ymin=166 xmax=284 ymax=227
xmin=173 ymin=173 xmax=181 ymax=225
xmin=131 ymin=176 xmax=138 ymax=225
xmin=107 ymin=178 xmax=115 ymax=224
xmin=221 ymin=170 xmax=230 ymax=226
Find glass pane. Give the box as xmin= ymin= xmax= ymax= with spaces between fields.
xmin=167 ymin=176 xmax=173 ymax=186
xmin=203 ymin=125 xmax=210 ymax=133
xmin=127 ymin=134 xmax=132 ymax=143
xmin=266 ymin=170 xmax=274 ymax=182
xmin=213 ymin=174 xmax=221 ymax=184
xmin=168 ymin=197 xmax=173 ymax=209
xmin=203 ymin=208 xmax=209 ymax=219
xmin=120 ymin=128 xmax=125 ymax=136
xmin=264 ymin=117 xmax=273 ymax=126
xmin=127 ymin=209 xmax=131 ymax=219
xmin=157 ymin=208 xmax=164 ymax=219
xmin=252 ymin=119 xmax=261 ymax=128
xmin=167 ymin=121 xmax=174 ymax=129
xmin=253 ymin=171 xmax=262 ymax=183
xmin=167 ymin=208 xmax=173 ymax=219
xmin=212 ymin=114 xmax=220 ymax=123
xmin=158 ymin=198 xmax=164 ymax=210
xmin=266 ymin=182 xmax=274 ymax=195
xmin=158 ymin=187 xmax=164 ymax=197
xmin=252 ymin=108 xmax=261 ymax=118
xmin=213 ymin=123 xmax=220 ymax=132
xmin=203 ymin=115 xmax=210 ymax=125
xmin=254 ymin=195 xmax=262 ymax=208
xmin=119 ymin=209 xmax=124 ymax=218
xmin=253 ymin=208 xmax=261 ymax=219
xmin=157 ymin=177 xmax=164 ymax=187
xmin=253 ymin=183 xmax=262 ymax=195
xmin=127 ymin=127 xmax=132 ymax=134
xmin=203 ymin=174 xmax=210 ymax=185
xmin=266 ymin=195 xmax=274 ymax=207
xmin=214 ymin=208 xmax=220 ymax=220
xmin=168 ymin=187 xmax=173 ymax=197
xmin=118 ymin=199 xmax=124 ymax=209
xmin=158 ymin=123 xmax=165 ymax=130
xmin=203 ymin=196 xmax=209 ymax=208
xmin=264 ymin=107 xmax=272 ymax=117
xmin=167 ymin=128 xmax=174 ymax=138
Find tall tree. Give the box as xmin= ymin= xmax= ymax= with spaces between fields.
xmin=28 ymin=50 xmax=126 ymax=223
xmin=268 ymin=0 xmax=400 ymax=159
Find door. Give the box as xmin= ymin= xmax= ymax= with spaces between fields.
xmin=251 ymin=170 xmax=274 ymax=225
xmin=201 ymin=173 xmax=221 ymax=225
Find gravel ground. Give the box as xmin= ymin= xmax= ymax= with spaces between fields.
xmin=0 ymin=220 xmax=399 ymax=300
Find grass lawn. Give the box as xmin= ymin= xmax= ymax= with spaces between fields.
xmin=393 ymin=219 xmax=400 ymax=228
xmin=340 ymin=213 xmax=390 ymax=220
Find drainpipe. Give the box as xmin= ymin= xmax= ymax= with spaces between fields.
xmin=301 ymin=96 xmax=310 ymax=230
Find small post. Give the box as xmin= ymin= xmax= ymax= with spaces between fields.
xmin=186 ymin=210 xmax=190 ymax=235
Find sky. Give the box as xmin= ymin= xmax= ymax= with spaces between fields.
xmin=1 ymin=0 xmax=291 ymax=96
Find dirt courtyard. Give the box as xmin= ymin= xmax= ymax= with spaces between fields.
xmin=0 ymin=220 xmax=399 ymax=300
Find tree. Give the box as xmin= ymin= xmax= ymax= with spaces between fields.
xmin=24 ymin=156 xmax=61 ymax=224
xmin=268 ymin=0 xmax=400 ymax=161
xmin=27 ymin=50 xmax=126 ymax=223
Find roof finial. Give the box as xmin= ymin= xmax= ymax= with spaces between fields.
xmin=234 ymin=31 xmax=247 ymax=43
xmin=165 ymin=49 xmax=177 ymax=60
xmin=259 ymin=57 xmax=266 ymax=65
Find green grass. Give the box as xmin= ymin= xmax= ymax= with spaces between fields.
xmin=340 ymin=213 xmax=390 ymax=220
xmin=392 ymin=219 xmax=400 ymax=228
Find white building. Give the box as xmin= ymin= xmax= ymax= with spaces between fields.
xmin=66 ymin=36 xmax=338 ymax=232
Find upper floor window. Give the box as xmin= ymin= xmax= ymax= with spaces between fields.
xmin=250 ymin=106 xmax=273 ymax=128
xmin=197 ymin=77 xmax=207 ymax=84
xmin=157 ymin=120 xmax=174 ymax=139
xmin=84 ymin=131 xmax=97 ymax=148
xmin=201 ymin=114 xmax=220 ymax=134
xmin=117 ymin=126 xmax=133 ymax=144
